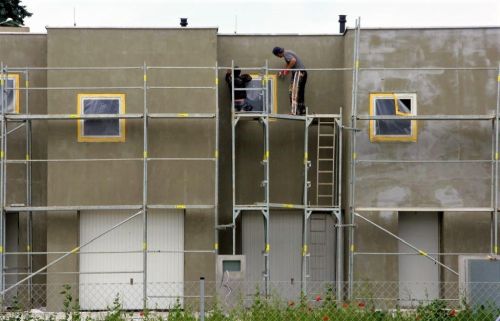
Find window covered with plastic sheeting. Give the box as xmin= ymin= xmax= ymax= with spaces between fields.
xmin=0 ymin=74 xmax=20 ymax=113
xmin=369 ymin=93 xmax=417 ymax=142
xmin=246 ymin=74 xmax=277 ymax=113
xmin=77 ymin=94 xmax=126 ymax=142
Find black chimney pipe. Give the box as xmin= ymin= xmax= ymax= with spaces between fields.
xmin=338 ymin=15 xmax=346 ymax=33
xmin=180 ymin=18 xmax=188 ymax=27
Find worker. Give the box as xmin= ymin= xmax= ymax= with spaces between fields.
xmin=225 ymin=67 xmax=253 ymax=112
xmin=272 ymin=46 xmax=307 ymax=115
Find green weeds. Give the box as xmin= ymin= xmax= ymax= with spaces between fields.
xmin=0 ymin=285 xmax=498 ymax=321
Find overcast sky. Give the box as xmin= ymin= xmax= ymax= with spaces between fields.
xmin=22 ymin=0 xmax=500 ymax=34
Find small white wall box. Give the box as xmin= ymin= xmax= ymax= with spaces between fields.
xmin=216 ymin=255 xmax=246 ymax=308
xmin=217 ymin=255 xmax=245 ymax=282
xmin=458 ymin=255 xmax=500 ymax=308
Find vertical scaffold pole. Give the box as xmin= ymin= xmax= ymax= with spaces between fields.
xmin=25 ymin=67 xmax=33 ymax=306
xmin=142 ymin=62 xmax=148 ymax=309
xmin=2 ymin=67 xmax=7 ymax=212
xmin=264 ymin=60 xmax=270 ymax=294
xmin=214 ymin=62 xmax=220 ymax=257
xmin=0 ymin=62 xmax=5 ymax=306
xmin=301 ymin=113 xmax=311 ymax=291
xmin=336 ymin=108 xmax=343 ymax=301
xmin=491 ymin=95 xmax=496 ymax=254
xmin=231 ymin=60 xmax=237 ymax=255
xmin=494 ymin=65 xmax=500 ymax=255
xmin=348 ymin=18 xmax=361 ymax=299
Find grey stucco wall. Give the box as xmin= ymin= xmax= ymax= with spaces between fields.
xmin=217 ymin=35 xmax=345 ymax=254
xmin=2 ymin=26 xmax=500 ymax=293
xmin=45 ymin=28 xmax=217 ymax=290
xmin=352 ymin=28 xmax=500 ymax=209
xmin=0 ymin=32 xmax=47 ymax=290
xmin=349 ymin=28 xmax=500 ymax=281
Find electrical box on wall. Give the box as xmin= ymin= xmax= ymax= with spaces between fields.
xmin=458 ymin=255 xmax=500 ymax=308
xmin=216 ymin=255 xmax=245 ymax=282
xmin=216 ymin=255 xmax=246 ymax=308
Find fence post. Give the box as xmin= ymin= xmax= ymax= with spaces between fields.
xmin=200 ymin=277 xmax=205 ymax=321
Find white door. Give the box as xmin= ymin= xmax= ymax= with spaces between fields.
xmin=242 ymin=212 xmax=302 ymax=299
xmin=398 ymin=212 xmax=439 ymax=305
xmin=79 ymin=211 xmax=183 ymax=310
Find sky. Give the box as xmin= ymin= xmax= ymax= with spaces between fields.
xmin=21 ymin=0 xmax=500 ymax=34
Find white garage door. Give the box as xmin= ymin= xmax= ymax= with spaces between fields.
xmin=242 ymin=212 xmax=302 ymax=300
xmin=79 ymin=211 xmax=183 ymax=310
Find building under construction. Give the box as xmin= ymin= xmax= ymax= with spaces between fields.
xmin=0 ymin=18 xmax=499 ymax=310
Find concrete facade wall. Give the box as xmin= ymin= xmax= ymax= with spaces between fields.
xmin=45 ymin=28 xmax=218 ymax=298
xmin=349 ymin=28 xmax=500 ymax=281
xmin=0 ymin=32 xmax=47 ymax=290
xmin=217 ymin=35 xmax=345 ymax=254
xmin=1 ymin=26 xmax=499 ymax=298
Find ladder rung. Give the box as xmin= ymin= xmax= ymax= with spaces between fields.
xmin=319 ymin=146 xmax=334 ymax=149
xmin=318 ymin=183 xmax=334 ymax=185
xmin=318 ymin=195 xmax=334 ymax=197
xmin=319 ymin=134 xmax=335 ymax=137
xmin=318 ymin=170 xmax=334 ymax=173
xmin=319 ymin=121 xmax=335 ymax=124
xmin=318 ymin=159 xmax=334 ymax=161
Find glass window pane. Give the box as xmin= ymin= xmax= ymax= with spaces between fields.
xmin=1 ymin=79 xmax=16 ymax=113
xmin=83 ymin=99 xmax=120 ymax=136
xmin=375 ymin=98 xmax=412 ymax=136
xmin=246 ymin=78 xmax=264 ymax=112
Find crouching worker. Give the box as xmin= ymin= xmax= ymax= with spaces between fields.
xmin=225 ymin=67 xmax=253 ymax=112
xmin=272 ymin=46 xmax=308 ymax=115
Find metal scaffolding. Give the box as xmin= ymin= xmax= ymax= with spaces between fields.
xmin=0 ymin=20 xmax=498 ymax=309
xmin=0 ymin=63 xmax=220 ymax=308
xmin=347 ymin=18 xmax=500 ymax=299
xmin=229 ymin=60 xmax=343 ymax=298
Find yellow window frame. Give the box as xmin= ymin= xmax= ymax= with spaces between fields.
xmin=77 ymin=93 xmax=126 ymax=143
xmin=1 ymin=74 xmax=20 ymax=113
xmin=249 ymin=74 xmax=278 ymax=114
xmin=369 ymin=92 xmax=417 ymax=143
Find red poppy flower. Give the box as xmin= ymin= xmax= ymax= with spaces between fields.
xmin=342 ymin=302 xmax=349 ymax=308
xmin=449 ymin=309 xmax=457 ymax=317
xmin=358 ymin=302 xmax=365 ymax=308
xmin=139 ymin=311 xmax=145 ymax=317
xmin=315 ymin=295 xmax=322 ymax=302
xmin=288 ymin=300 xmax=295 ymax=307
xmin=322 ymin=316 xmax=330 ymax=321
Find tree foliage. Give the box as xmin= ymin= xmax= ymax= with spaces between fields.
xmin=0 ymin=0 xmax=33 ymax=27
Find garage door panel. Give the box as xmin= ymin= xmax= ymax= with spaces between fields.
xmin=79 ymin=211 xmax=183 ymax=310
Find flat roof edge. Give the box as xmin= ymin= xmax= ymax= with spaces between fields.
xmin=218 ymin=33 xmax=343 ymax=36
xmin=46 ymin=26 xmax=219 ymax=30
xmin=0 ymin=32 xmax=46 ymax=35
xmin=347 ymin=26 xmax=500 ymax=31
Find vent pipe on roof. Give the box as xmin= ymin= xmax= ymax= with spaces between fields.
xmin=339 ymin=15 xmax=346 ymax=33
xmin=180 ymin=18 xmax=188 ymax=27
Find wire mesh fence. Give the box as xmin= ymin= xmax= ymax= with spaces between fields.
xmin=0 ymin=281 xmax=499 ymax=320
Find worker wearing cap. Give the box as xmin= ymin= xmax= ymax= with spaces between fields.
xmin=272 ymin=46 xmax=308 ymax=115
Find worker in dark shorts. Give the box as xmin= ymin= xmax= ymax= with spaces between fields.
xmin=272 ymin=46 xmax=308 ymax=115
xmin=225 ymin=67 xmax=253 ymax=112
